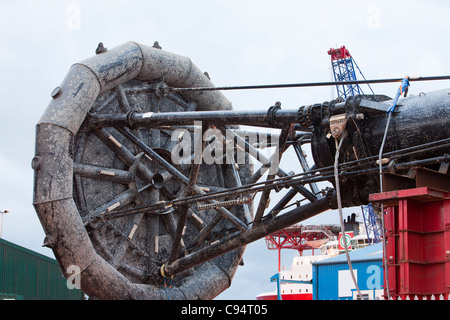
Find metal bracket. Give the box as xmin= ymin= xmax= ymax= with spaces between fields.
xmin=267 ymin=102 xmax=281 ymax=126
xmin=329 ymin=113 xmax=347 ymax=139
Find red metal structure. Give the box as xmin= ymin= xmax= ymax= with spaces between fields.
xmin=327 ymin=46 xmax=352 ymax=61
xmin=370 ymin=167 xmax=450 ymax=300
xmin=264 ymin=225 xmax=336 ymax=271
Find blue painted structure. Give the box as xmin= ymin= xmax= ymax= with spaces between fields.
xmin=328 ymin=46 xmax=375 ymax=99
xmin=361 ymin=203 xmax=382 ymax=244
xmin=312 ymin=243 xmax=383 ymax=300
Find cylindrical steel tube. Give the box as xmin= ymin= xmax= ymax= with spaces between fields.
xmin=91 ymin=109 xmax=301 ymax=128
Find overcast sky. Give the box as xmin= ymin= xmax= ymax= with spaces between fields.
xmin=0 ymin=0 xmax=449 ymax=300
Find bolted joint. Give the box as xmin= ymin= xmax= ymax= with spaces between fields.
xmin=31 ymin=156 xmax=41 ymax=170
xmin=154 ymin=81 xmax=173 ymax=98
xmin=326 ymin=188 xmax=338 ymax=209
xmin=95 ymin=42 xmax=108 ymax=55
xmin=51 ymin=86 xmax=62 ymax=99
xmin=42 ymin=234 xmax=57 ymax=248
xmin=267 ymin=102 xmax=281 ymax=127
xmin=297 ymin=104 xmax=314 ymax=128
xmin=160 ymin=264 xmax=174 ymax=279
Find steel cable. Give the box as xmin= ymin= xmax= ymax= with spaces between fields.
xmin=168 ymin=75 xmax=450 ymax=92
xmin=334 ymin=131 xmax=362 ymax=299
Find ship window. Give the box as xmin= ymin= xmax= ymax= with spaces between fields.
xmin=290 ymin=275 xmax=293 ymax=279
xmin=306 ymin=289 xmax=308 ymax=292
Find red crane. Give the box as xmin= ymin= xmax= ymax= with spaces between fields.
xmin=264 ymin=224 xmax=337 ymax=271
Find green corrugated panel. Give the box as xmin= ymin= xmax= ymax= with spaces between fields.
xmin=0 ymin=238 xmax=83 ymax=300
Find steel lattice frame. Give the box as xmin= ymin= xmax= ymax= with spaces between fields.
xmin=33 ymin=42 xmax=450 ymax=300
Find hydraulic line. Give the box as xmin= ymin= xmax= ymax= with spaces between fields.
xmin=378 ymin=111 xmax=393 ymax=299
xmin=334 ymin=131 xmax=362 ymax=298
xmin=379 ymin=112 xmax=392 ymax=187
xmin=109 ymin=153 xmax=449 ymax=219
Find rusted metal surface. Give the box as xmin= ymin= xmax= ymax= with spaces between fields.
xmin=33 ymin=42 xmax=247 ymax=300
xmin=370 ymin=166 xmax=450 ymax=206
xmin=381 ymin=167 xmax=450 ymax=194
xmin=415 ymin=167 xmax=450 ymax=192
xmin=33 ymin=41 xmax=450 ymax=300
xmin=382 ymin=172 xmax=416 ymax=192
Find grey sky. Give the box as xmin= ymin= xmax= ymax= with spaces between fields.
xmin=0 ymin=0 xmax=449 ymax=299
